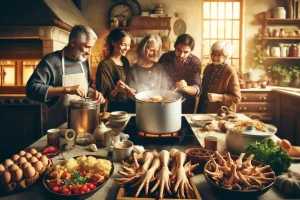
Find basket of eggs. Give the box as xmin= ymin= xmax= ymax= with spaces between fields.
xmin=0 ymin=148 xmax=52 ymax=193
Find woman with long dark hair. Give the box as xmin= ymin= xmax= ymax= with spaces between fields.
xmin=96 ymin=28 xmax=135 ymax=112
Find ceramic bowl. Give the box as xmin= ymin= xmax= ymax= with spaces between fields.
xmin=204 ymin=155 xmax=275 ymax=199
xmin=108 ymin=117 xmax=129 ymax=128
xmin=110 ymin=111 xmax=128 ymax=120
xmin=185 ymin=147 xmax=215 ymax=173
xmin=191 ymin=115 xmax=215 ymax=127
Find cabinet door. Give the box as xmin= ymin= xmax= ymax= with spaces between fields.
xmin=241 ymin=92 xmax=274 ymax=102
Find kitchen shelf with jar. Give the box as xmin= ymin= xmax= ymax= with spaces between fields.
xmin=106 ymin=16 xmax=172 ymax=36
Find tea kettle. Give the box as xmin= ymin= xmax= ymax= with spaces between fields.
xmin=93 ymin=122 xmax=112 ymax=147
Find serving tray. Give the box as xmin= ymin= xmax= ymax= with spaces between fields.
xmin=116 ymin=178 xmax=202 ymax=200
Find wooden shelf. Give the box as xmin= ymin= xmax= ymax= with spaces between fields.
xmin=262 ymin=37 xmax=300 ymax=40
xmin=266 ymin=57 xmax=300 ymax=60
xmin=263 ymin=18 xmax=300 ymax=24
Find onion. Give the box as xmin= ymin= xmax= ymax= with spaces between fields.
xmin=218 ymin=120 xmax=228 ymax=132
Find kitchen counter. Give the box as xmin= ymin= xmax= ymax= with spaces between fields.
xmin=1 ymin=114 xmax=299 ymax=200
xmin=241 ymin=86 xmax=300 ymax=98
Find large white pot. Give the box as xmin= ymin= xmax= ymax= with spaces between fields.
xmin=225 ymin=123 xmax=277 ymax=154
xmin=135 ymin=90 xmax=183 ymax=134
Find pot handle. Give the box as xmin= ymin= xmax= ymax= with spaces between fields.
xmin=181 ymin=97 xmax=186 ymax=103
xmin=136 ymin=99 xmax=143 ymax=104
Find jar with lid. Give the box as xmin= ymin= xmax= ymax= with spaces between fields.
xmin=266 ymin=27 xmax=273 ymax=37
xmin=272 ymin=29 xmax=280 ymax=37
xmin=279 ymin=29 xmax=286 ymax=37
xmin=289 ymin=44 xmax=298 ymax=57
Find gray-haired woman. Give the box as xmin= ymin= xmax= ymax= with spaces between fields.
xmin=127 ymin=34 xmax=171 ymax=94
xmin=197 ymin=41 xmax=241 ymax=113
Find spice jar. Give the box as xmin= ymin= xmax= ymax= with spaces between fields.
xmin=113 ymin=18 xmax=119 ymax=28
xmin=279 ymin=29 xmax=286 ymax=37
xmin=204 ymin=136 xmax=218 ymax=151
xmin=289 ymin=44 xmax=298 ymax=57
xmin=272 ymin=29 xmax=280 ymax=37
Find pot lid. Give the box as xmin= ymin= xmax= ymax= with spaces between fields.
xmin=227 ymin=122 xmax=277 ymax=136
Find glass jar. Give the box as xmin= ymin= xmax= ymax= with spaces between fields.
xmin=272 ymin=29 xmax=280 ymax=37
xmin=113 ymin=18 xmax=119 ymax=28
xmin=289 ymin=45 xmax=298 ymax=57
xmin=279 ymin=29 xmax=286 ymax=37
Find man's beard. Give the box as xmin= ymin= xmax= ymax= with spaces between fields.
xmin=72 ymin=48 xmax=88 ymax=62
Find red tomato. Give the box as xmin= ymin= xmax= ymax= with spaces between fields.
xmin=81 ymin=170 xmax=87 ymax=176
xmin=52 ymin=186 xmax=60 ymax=193
xmin=84 ymin=187 xmax=91 ymax=193
xmin=63 ymin=188 xmax=71 ymax=195
xmin=79 ymin=184 xmax=87 ymax=191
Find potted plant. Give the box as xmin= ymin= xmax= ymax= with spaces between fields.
xmin=267 ymin=64 xmax=291 ymax=86
xmin=251 ymin=44 xmax=268 ymax=69
xmin=289 ymin=66 xmax=300 ymax=88
xmin=159 ymin=32 xmax=170 ymax=50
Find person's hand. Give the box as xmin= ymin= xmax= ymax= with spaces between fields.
xmin=65 ymin=85 xmax=85 ymax=97
xmin=176 ymin=80 xmax=188 ymax=92
xmin=116 ymin=80 xmax=127 ymax=89
xmin=208 ymin=93 xmax=223 ymax=102
xmin=88 ymin=90 xmax=105 ymax=104
xmin=125 ymin=87 xmax=136 ymax=98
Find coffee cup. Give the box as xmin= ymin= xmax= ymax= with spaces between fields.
xmin=113 ymin=140 xmax=133 ymax=161
xmin=105 ymin=131 xmax=130 ymax=152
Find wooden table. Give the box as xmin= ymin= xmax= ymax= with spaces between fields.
xmin=1 ymin=114 xmax=299 ymax=200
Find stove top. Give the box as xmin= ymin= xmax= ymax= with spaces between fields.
xmin=124 ymin=116 xmax=201 ymax=149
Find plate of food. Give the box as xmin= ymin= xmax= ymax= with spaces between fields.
xmin=43 ymin=155 xmax=114 ymax=199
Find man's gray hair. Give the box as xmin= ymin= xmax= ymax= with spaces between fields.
xmin=69 ymin=25 xmax=97 ymax=43
xmin=211 ymin=41 xmax=233 ymax=59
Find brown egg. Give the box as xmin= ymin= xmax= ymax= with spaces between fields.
xmin=24 ymin=166 xmax=35 ymax=178
xmin=4 ymin=159 xmax=14 ymax=169
xmin=0 ymin=164 xmax=6 ymax=173
xmin=8 ymin=164 xmax=19 ymax=172
xmin=11 ymin=154 xmax=20 ymax=162
xmin=39 ymin=155 xmax=49 ymax=167
xmin=24 ymin=153 xmax=32 ymax=159
xmin=33 ymin=161 xmax=43 ymax=172
xmin=17 ymin=157 xmax=27 ymax=166
xmin=1 ymin=171 xmax=11 ymax=184
xmin=28 ymin=157 xmax=38 ymax=164
xmin=29 ymin=148 xmax=37 ymax=155
xmin=21 ymin=162 xmax=32 ymax=170
xmin=19 ymin=150 xmax=26 ymax=156
xmin=34 ymin=152 xmax=42 ymax=159
xmin=11 ymin=169 xmax=23 ymax=182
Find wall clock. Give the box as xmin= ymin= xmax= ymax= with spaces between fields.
xmin=173 ymin=19 xmax=187 ymax=36
xmin=108 ymin=0 xmax=142 ymax=22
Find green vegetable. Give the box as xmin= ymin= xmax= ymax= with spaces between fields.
xmin=245 ymin=138 xmax=291 ymax=174
xmin=62 ymin=170 xmax=88 ymax=186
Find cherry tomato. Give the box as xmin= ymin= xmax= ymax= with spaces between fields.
xmin=84 ymin=187 xmax=91 ymax=193
xmin=81 ymin=170 xmax=87 ymax=176
xmin=52 ymin=186 xmax=60 ymax=193
xmin=63 ymin=188 xmax=71 ymax=195
xmin=79 ymin=184 xmax=87 ymax=191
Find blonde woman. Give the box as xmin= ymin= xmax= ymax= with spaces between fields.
xmin=127 ymin=34 xmax=171 ymax=93
xmin=197 ymin=41 xmax=241 ymax=113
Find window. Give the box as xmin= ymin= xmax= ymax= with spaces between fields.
xmin=202 ymin=0 xmax=244 ymax=69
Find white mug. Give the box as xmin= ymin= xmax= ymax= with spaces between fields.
xmin=105 ymin=131 xmax=130 ymax=152
xmin=112 ymin=140 xmax=133 ymax=161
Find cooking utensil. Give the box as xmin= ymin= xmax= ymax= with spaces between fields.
xmin=135 ymin=90 xmax=184 ymax=134
xmin=172 ymin=87 xmax=179 ymax=93
xmin=225 ymin=123 xmax=277 ymax=154
xmin=68 ymin=98 xmax=100 ymax=135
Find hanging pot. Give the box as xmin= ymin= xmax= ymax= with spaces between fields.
xmin=135 ymin=90 xmax=185 ymax=134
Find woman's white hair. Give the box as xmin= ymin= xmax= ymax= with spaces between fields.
xmin=211 ymin=41 xmax=233 ymax=59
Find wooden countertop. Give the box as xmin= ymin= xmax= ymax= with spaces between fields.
xmin=241 ymin=86 xmax=300 ymax=98
xmin=1 ymin=114 xmax=299 ymax=200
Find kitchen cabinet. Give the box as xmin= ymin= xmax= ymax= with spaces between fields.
xmin=278 ymin=93 xmax=300 ymax=146
xmin=237 ymin=91 xmax=280 ymax=125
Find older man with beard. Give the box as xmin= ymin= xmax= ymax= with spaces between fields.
xmin=26 ymin=25 xmax=105 ymax=129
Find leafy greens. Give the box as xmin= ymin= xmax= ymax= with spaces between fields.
xmin=245 ymin=138 xmax=291 ymax=174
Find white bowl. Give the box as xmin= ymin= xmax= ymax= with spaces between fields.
xmin=108 ymin=116 xmax=129 ymax=128
xmin=110 ymin=111 xmax=128 ymax=120
xmin=191 ymin=115 xmax=215 ymax=127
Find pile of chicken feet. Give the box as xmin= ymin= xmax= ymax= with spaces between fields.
xmin=116 ymin=149 xmax=199 ymax=199
xmin=205 ymin=151 xmax=275 ymax=190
